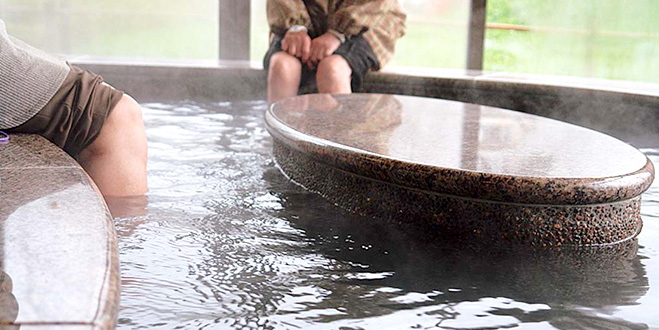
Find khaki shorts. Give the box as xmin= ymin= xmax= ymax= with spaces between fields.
xmin=7 ymin=64 xmax=124 ymax=158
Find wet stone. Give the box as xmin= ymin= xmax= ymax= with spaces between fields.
xmin=265 ymin=93 xmax=655 ymax=246
xmin=0 ymin=134 xmax=119 ymax=329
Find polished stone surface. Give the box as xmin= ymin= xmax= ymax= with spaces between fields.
xmin=0 ymin=134 xmax=79 ymax=169
xmin=268 ymin=94 xmax=654 ymax=205
xmin=0 ymin=134 xmax=119 ymax=329
xmin=273 ymin=94 xmax=650 ymax=177
xmin=266 ymin=93 xmax=655 ymax=246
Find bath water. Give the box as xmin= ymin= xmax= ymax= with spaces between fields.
xmin=115 ymin=100 xmax=659 ymax=329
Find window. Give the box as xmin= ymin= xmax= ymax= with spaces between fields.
xmin=1 ymin=0 xmax=219 ymax=60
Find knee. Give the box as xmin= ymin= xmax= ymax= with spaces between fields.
xmin=109 ymin=95 xmax=146 ymax=142
xmin=110 ymin=95 xmax=143 ymax=128
xmin=268 ymin=52 xmax=302 ymax=80
xmin=112 ymin=94 xmax=146 ymax=149
xmin=84 ymin=94 xmax=146 ymax=157
xmin=316 ymin=55 xmax=351 ymax=82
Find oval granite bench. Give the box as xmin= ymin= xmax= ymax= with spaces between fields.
xmin=266 ymin=93 xmax=655 ymax=247
xmin=0 ymin=134 xmax=119 ymax=329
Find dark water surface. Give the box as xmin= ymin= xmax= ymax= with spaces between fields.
xmin=115 ymin=101 xmax=659 ymax=329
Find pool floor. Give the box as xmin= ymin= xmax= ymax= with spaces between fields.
xmin=114 ymin=100 xmax=659 ymax=329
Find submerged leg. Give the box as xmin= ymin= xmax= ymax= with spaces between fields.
xmin=78 ymin=94 xmax=148 ymax=196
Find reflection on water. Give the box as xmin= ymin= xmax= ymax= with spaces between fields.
xmin=0 ymin=269 xmax=19 ymax=324
xmin=115 ymin=101 xmax=659 ymax=329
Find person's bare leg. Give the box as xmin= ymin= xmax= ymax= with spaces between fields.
xmin=316 ymin=55 xmax=352 ymax=94
xmin=78 ymin=94 xmax=147 ymax=196
xmin=267 ymin=51 xmax=303 ymax=103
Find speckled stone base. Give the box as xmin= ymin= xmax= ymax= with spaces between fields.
xmin=267 ymin=94 xmax=655 ymax=247
xmin=274 ymin=141 xmax=642 ymax=246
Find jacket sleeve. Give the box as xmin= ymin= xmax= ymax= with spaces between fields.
xmin=327 ymin=0 xmax=406 ymax=69
xmin=267 ymin=0 xmax=312 ymax=36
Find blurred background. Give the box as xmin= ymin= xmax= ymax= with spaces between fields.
xmin=1 ymin=0 xmax=657 ymax=83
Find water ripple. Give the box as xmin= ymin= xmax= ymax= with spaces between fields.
xmin=115 ymin=101 xmax=659 ymax=329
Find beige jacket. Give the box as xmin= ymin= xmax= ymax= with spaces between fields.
xmin=267 ymin=0 xmax=406 ymax=69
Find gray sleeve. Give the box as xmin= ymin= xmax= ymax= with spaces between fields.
xmin=0 ymin=19 xmax=70 ymax=129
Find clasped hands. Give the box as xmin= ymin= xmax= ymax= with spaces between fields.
xmin=281 ymin=30 xmax=341 ymax=69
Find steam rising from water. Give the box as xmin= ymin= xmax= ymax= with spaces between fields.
xmin=114 ymin=100 xmax=659 ymax=329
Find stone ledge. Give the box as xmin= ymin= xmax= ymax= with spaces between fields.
xmin=0 ymin=134 xmax=119 ymax=330
xmin=71 ymin=60 xmax=659 ymax=147
xmin=266 ymin=94 xmax=653 ymax=246
xmin=273 ymin=140 xmax=643 ymax=246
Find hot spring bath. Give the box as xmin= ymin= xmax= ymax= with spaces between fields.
xmin=113 ymin=99 xmax=659 ymax=329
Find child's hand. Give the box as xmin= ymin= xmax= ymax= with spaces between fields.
xmin=309 ymin=33 xmax=342 ymax=67
xmin=282 ymin=30 xmax=311 ymax=63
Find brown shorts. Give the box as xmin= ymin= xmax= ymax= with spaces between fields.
xmin=6 ymin=64 xmax=124 ymax=159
